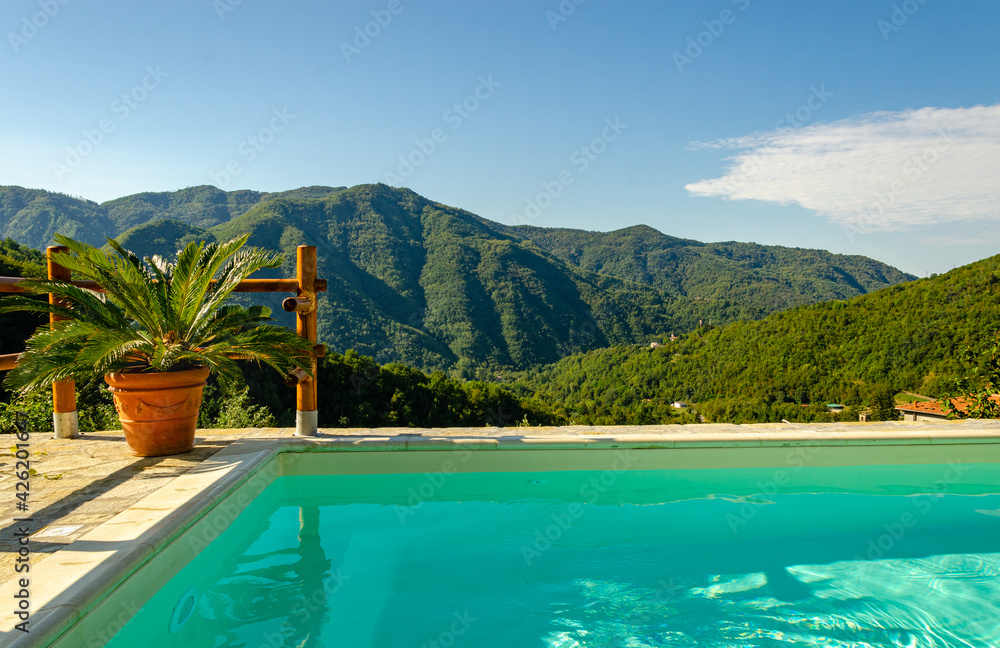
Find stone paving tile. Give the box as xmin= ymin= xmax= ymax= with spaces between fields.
xmin=2 ymin=420 xmax=1000 ymax=585
xmin=0 ymin=429 xmax=257 ymax=583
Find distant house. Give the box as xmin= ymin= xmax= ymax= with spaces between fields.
xmin=896 ymin=400 xmax=949 ymax=421
xmin=649 ymin=342 xmax=661 ymax=348
xmin=896 ymin=395 xmax=1000 ymax=422
xmin=672 ymin=401 xmax=688 ymax=409
xmin=827 ymin=403 xmax=846 ymax=413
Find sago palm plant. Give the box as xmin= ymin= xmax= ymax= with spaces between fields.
xmin=1 ymin=233 xmax=315 ymax=393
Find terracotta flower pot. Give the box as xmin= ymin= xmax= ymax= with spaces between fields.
xmin=105 ymin=366 xmax=211 ymax=457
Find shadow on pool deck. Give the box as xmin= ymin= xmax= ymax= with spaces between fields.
xmin=0 ymin=431 xmax=248 ymax=581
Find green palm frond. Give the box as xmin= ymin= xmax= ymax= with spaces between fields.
xmin=1 ymin=235 xmax=315 ymax=395
xmin=2 ymin=280 xmax=131 ymax=330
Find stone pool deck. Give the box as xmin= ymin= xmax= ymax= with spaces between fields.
xmin=4 ymin=419 xmax=1000 ymax=587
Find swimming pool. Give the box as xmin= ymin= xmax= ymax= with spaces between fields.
xmin=13 ymin=429 xmax=1000 ymax=647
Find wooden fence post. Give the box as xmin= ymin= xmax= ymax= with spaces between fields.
xmin=47 ymin=246 xmax=79 ymax=439
xmin=294 ymin=246 xmax=319 ymax=436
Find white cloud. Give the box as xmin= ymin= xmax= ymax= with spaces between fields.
xmin=685 ymin=104 xmax=1000 ymax=234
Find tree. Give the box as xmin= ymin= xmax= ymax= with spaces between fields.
xmin=939 ymin=330 xmax=1000 ymax=419
xmin=869 ymin=387 xmax=900 ymax=421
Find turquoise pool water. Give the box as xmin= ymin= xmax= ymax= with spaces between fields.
xmin=104 ymin=463 xmax=1000 ymax=647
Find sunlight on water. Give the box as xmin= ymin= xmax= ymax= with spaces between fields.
xmin=104 ymin=465 xmax=1000 ymax=647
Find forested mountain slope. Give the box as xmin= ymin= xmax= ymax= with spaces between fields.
xmin=516 ymin=255 xmax=1000 ymax=423
xmin=0 ymin=185 xmax=344 ymax=250
xmin=103 ymin=185 xmax=345 ymax=232
xmin=0 ymin=187 xmax=113 ymax=249
xmin=208 ymin=184 xmax=682 ymax=374
xmin=1 ymin=183 xmax=915 ymax=374
xmin=491 ymin=222 xmax=914 ymax=320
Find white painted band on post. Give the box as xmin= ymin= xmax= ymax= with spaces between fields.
xmin=53 ymin=411 xmax=80 ymax=439
xmin=295 ymin=410 xmax=318 ymax=437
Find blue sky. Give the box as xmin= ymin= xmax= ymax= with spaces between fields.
xmin=2 ymin=0 xmax=998 ymax=276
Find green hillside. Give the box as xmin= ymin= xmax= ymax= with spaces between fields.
xmin=0 ymin=185 xmax=346 ymax=249
xmin=208 ymin=184 xmax=685 ymax=374
xmin=516 ymin=255 xmax=1000 ymax=424
xmin=0 ymin=187 xmax=113 ymax=249
xmin=492 ymin=222 xmax=914 ymax=320
xmin=238 ymin=349 xmax=560 ymax=428
xmin=103 ymin=185 xmax=345 ymax=232
xmin=1 ymin=182 xmax=915 ymax=375
xmin=111 ymin=219 xmax=216 ymax=260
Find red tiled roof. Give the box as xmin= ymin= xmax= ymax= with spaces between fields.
xmin=896 ymin=395 xmax=1000 ymax=416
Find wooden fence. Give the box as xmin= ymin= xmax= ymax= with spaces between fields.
xmin=0 ymin=245 xmax=326 ymax=438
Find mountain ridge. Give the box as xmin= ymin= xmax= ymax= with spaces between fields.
xmin=0 ymin=183 xmax=915 ymax=374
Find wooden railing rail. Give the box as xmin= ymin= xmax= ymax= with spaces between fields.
xmin=0 ymin=245 xmax=325 ymax=438
xmin=0 ymin=276 xmax=328 ymax=294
